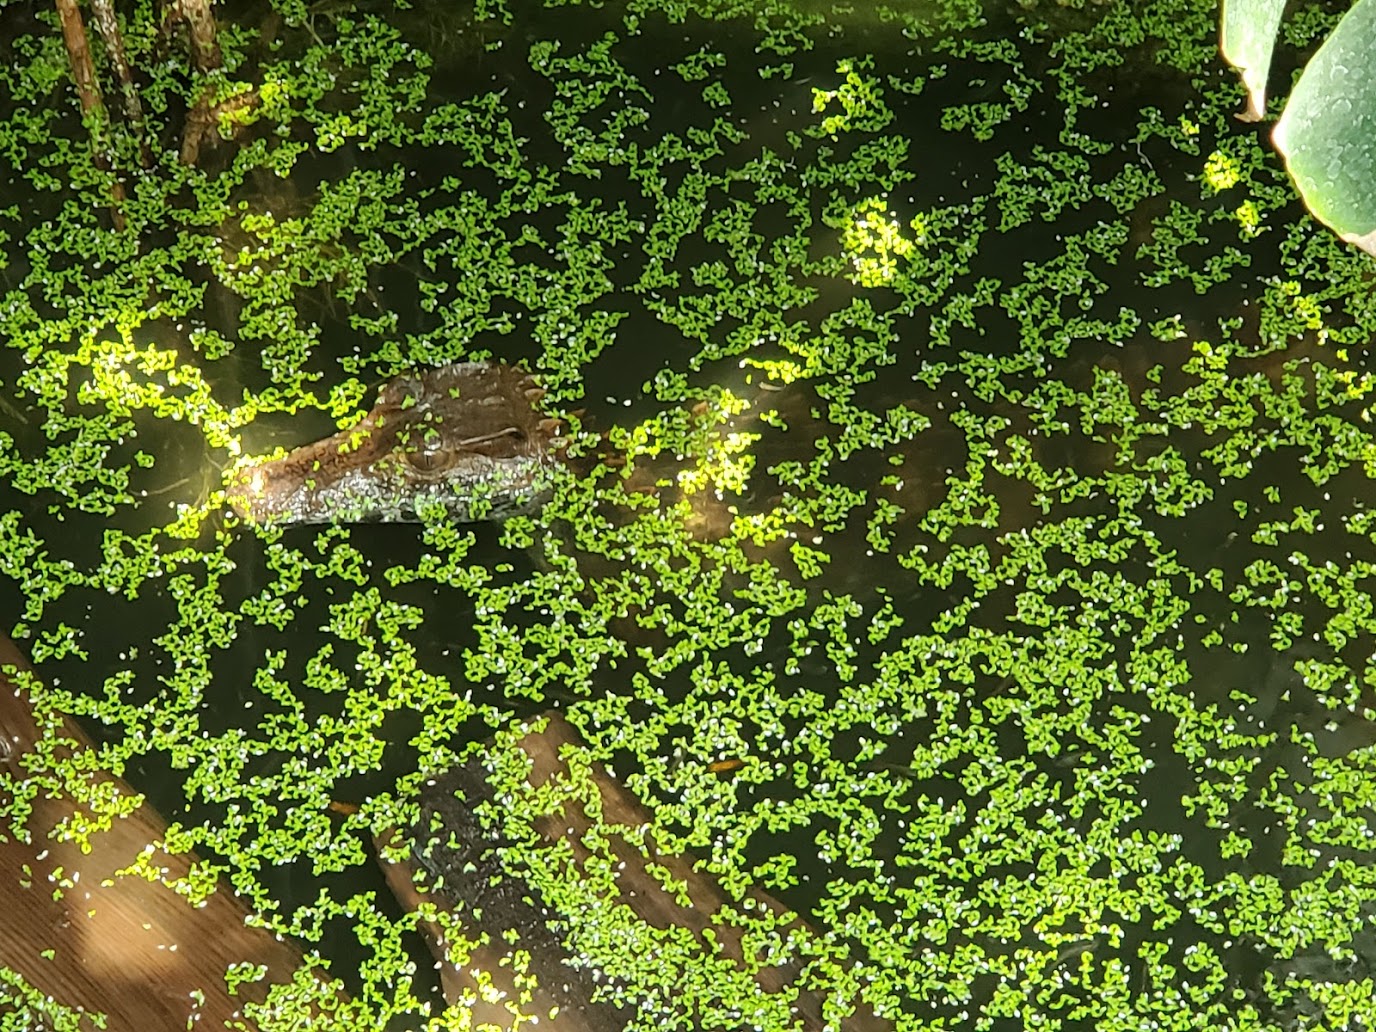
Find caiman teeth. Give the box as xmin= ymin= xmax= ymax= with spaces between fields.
xmin=537 ymin=417 xmax=565 ymax=437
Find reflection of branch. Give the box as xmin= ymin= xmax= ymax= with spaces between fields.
xmin=0 ymin=395 xmax=29 ymax=426
xmin=161 ymin=0 xmax=233 ymax=167
xmin=181 ymin=89 xmax=261 ymax=166
xmin=88 ymin=0 xmax=152 ymax=168
xmin=53 ymin=0 xmax=126 ymax=228
xmin=160 ymin=0 xmax=223 ymax=73
xmin=1052 ymin=936 xmax=1102 ymax=971
xmin=144 ymin=475 xmax=192 ymax=497
xmin=54 ymin=1 xmax=102 ymax=126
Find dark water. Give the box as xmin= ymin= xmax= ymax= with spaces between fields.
xmin=3 ymin=1 xmax=1376 ymax=1029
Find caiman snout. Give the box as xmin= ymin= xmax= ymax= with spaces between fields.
xmin=229 ymin=362 xmax=565 ymax=526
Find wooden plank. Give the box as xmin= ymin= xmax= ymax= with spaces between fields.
xmin=0 ymin=630 xmax=888 ymax=1030
xmin=0 ymin=633 xmax=309 ymax=1031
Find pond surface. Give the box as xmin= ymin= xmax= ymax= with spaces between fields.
xmin=3 ymin=0 xmax=1376 ymax=1029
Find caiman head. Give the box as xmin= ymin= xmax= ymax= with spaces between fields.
xmin=229 ymin=362 xmax=566 ymax=525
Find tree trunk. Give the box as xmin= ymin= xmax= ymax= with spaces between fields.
xmin=53 ymin=0 xmax=126 ymax=228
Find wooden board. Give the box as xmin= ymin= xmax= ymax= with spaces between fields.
xmin=0 ymin=633 xmax=310 ymax=1031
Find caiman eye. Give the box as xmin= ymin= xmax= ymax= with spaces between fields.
xmin=403 ymin=446 xmax=454 ymax=474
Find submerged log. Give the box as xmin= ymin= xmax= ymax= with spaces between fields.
xmin=180 ymin=88 xmax=261 ymax=166
xmin=376 ymin=822 xmax=631 ymax=1032
xmin=384 ymin=712 xmax=894 ymax=1031
xmin=0 ymin=633 xmax=309 ymax=1031
xmin=161 ymin=0 xmax=223 ymax=73
xmin=161 ymin=0 xmax=229 ymax=166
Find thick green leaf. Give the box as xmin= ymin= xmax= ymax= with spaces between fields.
xmin=1220 ymin=0 xmax=1286 ymax=121
xmin=1273 ymin=0 xmax=1376 ymax=255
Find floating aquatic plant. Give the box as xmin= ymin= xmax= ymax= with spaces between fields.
xmin=5 ymin=0 xmax=1376 ymax=1029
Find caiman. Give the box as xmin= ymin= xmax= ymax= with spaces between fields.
xmin=226 ymin=358 xmax=936 ymax=540
xmin=226 ymin=356 xmax=957 ymax=588
xmin=229 ymin=362 xmax=567 ymax=525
